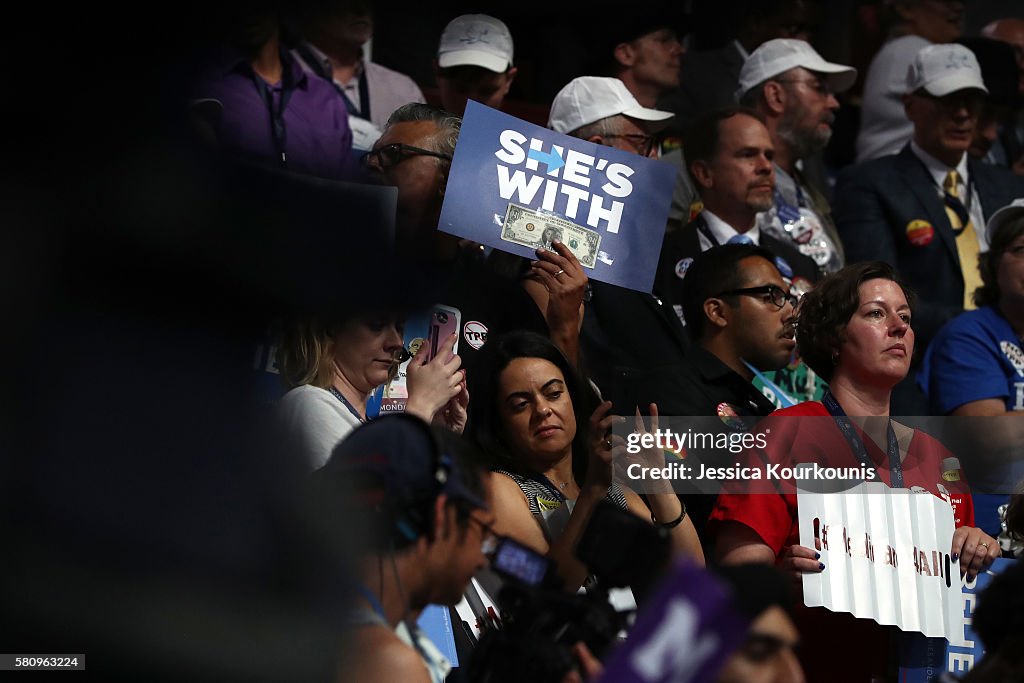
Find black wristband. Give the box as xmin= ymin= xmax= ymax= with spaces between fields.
xmin=651 ymin=501 xmax=687 ymax=529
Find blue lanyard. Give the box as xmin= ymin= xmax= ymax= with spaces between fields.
xmin=355 ymin=583 xmax=387 ymax=621
xmin=773 ymin=184 xmax=805 ymax=226
xmin=743 ymin=360 xmax=796 ymax=408
xmin=822 ymin=390 xmax=904 ymax=488
xmin=327 ymin=386 xmax=366 ymax=424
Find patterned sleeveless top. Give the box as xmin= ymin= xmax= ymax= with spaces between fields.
xmin=495 ymin=469 xmax=629 ymax=544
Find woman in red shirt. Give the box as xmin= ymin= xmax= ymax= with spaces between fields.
xmin=711 ymin=261 xmax=999 ymax=681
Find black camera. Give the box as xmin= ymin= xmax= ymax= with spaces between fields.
xmin=466 ymin=501 xmax=672 ymax=683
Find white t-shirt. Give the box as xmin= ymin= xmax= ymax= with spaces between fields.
xmin=276 ymin=384 xmax=362 ymax=471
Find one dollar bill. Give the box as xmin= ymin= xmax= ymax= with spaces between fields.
xmin=500 ymin=203 xmax=601 ymax=269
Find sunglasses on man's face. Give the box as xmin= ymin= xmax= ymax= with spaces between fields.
xmin=361 ymin=143 xmax=452 ymax=171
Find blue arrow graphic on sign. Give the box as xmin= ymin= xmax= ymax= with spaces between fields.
xmin=528 ymin=147 xmax=565 ymax=172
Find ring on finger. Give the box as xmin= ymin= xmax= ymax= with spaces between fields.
xmin=979 ymin=541 xmax=990 ymax=549
xmin=603 ymin=437 xmax=613 ymax=448
xmin=554 ymin=269 xmax=565 ymax=277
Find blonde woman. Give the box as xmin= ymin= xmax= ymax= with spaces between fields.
xmin=277 ymin=313 xmax=466 ymax=470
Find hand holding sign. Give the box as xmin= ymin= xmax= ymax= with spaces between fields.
xmin=950 ymin=525 xmax=999 ymax=581
xmin=529 ymin=240 xmax=587 ymax=343
xmin=777 ymin=543 xmax=824 ymax=587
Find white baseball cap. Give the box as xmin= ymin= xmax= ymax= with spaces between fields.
xmin=986 ymin=198 xmax=1024 ymax=245
xmin=437 ymin=14 xmax=513 ymax=73
xmin=737 ymin=39 xmax=857 ymax=99
xmin=906 ymin=44 xmax=988 ymax=97
xmin=548 ymin=76 xmax=674 ymax=134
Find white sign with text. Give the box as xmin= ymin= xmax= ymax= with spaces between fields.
xmin=798 ymin=481 xmax=962 ymax=640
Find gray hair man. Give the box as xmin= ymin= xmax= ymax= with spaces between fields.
xmin=738 ymin=38 xmax=857 ymax=274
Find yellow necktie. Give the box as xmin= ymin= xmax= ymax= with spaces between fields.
xmin=943 ymin=170 xmax=980 ymax=310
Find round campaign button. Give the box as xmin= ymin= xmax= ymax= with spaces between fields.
xmin=717 ymin=402 xmax=746 ymax=431
xmin=774 ymin=256 xmax=794 ymax=280
xmin=675 ymin=257 xmax=693 ymax=279
xmin=463 ymin=321 xmax=489 ymax=350
xmin=791 ymin=277 xmax=813 ymax=300
xmin=905 ymin=219 xmax=934 ymax=247
xmin=688 ymin=199 xmax=704 ymax=223
xmin=783 ymin=215 xmax=814 ymax=244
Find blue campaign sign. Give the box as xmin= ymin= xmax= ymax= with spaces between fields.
xmin=899 ymin=557 xmax=1016 ymax=681
xmin=438 ymin=100 xmax=677 ymax=293
xmin=417 ymin=604 xmax=458 ymax=667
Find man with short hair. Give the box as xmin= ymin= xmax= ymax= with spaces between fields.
xmin=738 ymin=39 xmax=857 ymax=274
xmin=856 ymin=0 xmax=966 ymax=162
xmin=661 ymin=0 xmax=818 ymax=132
xmin=983 ymin=18 xmax=1024 ymax=96
xmin=679 ymin=244 xmax=797 ymax=414
xmin=294 ymin=0 xmax=425 ymax=150
xmin=658 ymin=107 xmax=818 ymax=315
xmin=979 ymin=19 xmax=1024 ymax=173
xmin=602 ymin=15 xmax=689 ymax=234
xmin=606 ymin=17 xmax=684 ymax=109
xmin=835 ymin=43 xmax=1024 ymax=347
xmin=362 ymin=103 xmax=460 ymax=255
xmin=320 ymin=415 xmax=494 ymax=683
xmin=671 ymin=243 xmax=798 ymax=538
xmin=956 ymin=37 xmax=1020 ymax=168
xmin=713 ymin=564 xmax=804 ymax=683
xmin=434 ymin=14 xmax=517 ymax=116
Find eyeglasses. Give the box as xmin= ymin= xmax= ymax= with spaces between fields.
xmin=916 ymin=90 xmax=985 ymax=116
xmin=716 ymin=284 xmax=799 ymax=310
xmin=361 ymin=143 xmax=452 ymax=171
xmin=603 ymin=133 xmax=658 ymax=157
xmin=466 ymin=514 xmax=500 ymax=555
xmin=775 ymin=78 xmax=832 ymax=97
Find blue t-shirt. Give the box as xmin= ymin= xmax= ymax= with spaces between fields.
xmin=921 ymin=306 xmax=1024 ymax=414
xmin=920 ymin=305 xmax=1024 ymax=534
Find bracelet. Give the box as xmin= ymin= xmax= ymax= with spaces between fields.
xmin=651 ymin=501 xmax=687 ymax=529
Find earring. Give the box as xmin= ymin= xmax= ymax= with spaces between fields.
xmin=831 ymin=351 xmax=840 ymax=365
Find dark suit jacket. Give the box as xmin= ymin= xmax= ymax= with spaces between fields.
xmin=581 ymin=279 xmax=692 ymax=417
xmin=833 ymin=145 xmax=1024 ymax=346
xmin=656 ymin=217 xmax=821 ymax=311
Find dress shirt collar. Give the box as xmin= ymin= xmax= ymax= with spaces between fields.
xmin=910 ymin=140 xmax=969 ymax=190
xmin=701 ymin=209 xmax=760 ymax=245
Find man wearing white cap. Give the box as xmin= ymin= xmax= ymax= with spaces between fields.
xmin=922 ymin=197 xmax=1024 ymax=538
xmin=550 ymin=77 xmax=695 ymax=417
xmin=855 ymin=0 xmax=965 ymax=163
xmin=548 ymin=76 xmax=673 ymax=157
xmin=434 ymin=14 xmax=517 ymax=116
xmin=834 ymin=44 xmax=1024 ymax=414
xmin=738 ymin=38 xmax=857 ymax=275
xmin=836 ymin=44 xmax=1024 ymax=343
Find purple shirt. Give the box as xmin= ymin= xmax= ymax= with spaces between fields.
xmin=195 ymin=49 xmax=353 ymax=179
